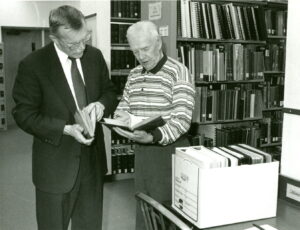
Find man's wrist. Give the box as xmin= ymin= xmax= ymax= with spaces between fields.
xmin=97 ymin=102 xmax=105 ymax=111
xmin=150 ymin=129 xmax=162 ymax=144
xmin=149 ymin=133 xmax=155 ymax=143
xmin=63 ymin=125 xmax=72 ymax=135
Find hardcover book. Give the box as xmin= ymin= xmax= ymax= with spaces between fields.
xmin=102 ymin=115 xmax=165 ymax=132
xmin=74 ymin=108 xmax=96 ymax=139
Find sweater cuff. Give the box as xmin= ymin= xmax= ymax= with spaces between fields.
xmin=150 ymin=128 xmax=162 ymax=143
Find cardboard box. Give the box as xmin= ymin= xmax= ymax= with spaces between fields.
xmin=172 ymin=147 xmax=279 ymax=229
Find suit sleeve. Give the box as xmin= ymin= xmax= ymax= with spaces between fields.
xmin=12 ymin=60 xmax=66 ymax=146
xmin=96 ymin=51 xmax=118 ymax=117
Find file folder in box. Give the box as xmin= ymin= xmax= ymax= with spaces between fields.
xmin=172 ymin=146 xmax=279 ymax=229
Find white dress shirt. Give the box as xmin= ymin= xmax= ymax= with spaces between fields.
xmin=54 ymin=43 xmax=85 ymax=110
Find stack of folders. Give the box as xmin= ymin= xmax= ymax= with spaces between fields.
xmin=176 ymin=144 xmax=272 ymax=168
xmin=173 ymin=144 xmax=278 ymax=229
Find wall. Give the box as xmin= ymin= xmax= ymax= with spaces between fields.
xmin=141 ymin=0 xmax=177 ymax=59
xmin=0 ymin=0 xmax=110 ymax=62
xmin=281 ymin=0 xmax=300 ymax=181
xmin=79 ymin=0 xmax=111 ymax=64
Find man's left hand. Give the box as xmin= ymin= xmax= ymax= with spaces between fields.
xmin=84 ymin=102 xmax=105 ymax=122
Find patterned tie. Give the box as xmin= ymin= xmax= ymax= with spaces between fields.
xmin=69 ymin=57 xmax=87 ymax=109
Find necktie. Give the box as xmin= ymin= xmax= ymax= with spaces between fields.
xmin=69 ymin=57 xmax=87 ymax=109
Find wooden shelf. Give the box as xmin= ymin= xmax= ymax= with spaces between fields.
xmin=195 ymin=117 xmax=263 ymax=125
xmin=111 ymin=17 xmax=140 ymax=23
xmin=266 ymin=0 xmax=288 ymax=7
xmin=260 ymin=142 xmax=282 ymax=148
xmin=177 ymin=37 xmax=267 ymax=44
xmin=191 ymin=0 xmax=267 ymax=5
xmin=195 ymin=79 xmax=264 ymax=85
xmin=111 ymin=44 xmax=130 ymax=50
xmin=264 ymin=71 xmax=285 ymax=75
xmin=105 ymin=173 xmax=134 ymax=182
xmin=263 ymin=107 xmax=283 ymax=111
xmin=111 ymin=70 xmax=130 ymax=76
xmin=267 ymin=35 xmax=286 ymax=40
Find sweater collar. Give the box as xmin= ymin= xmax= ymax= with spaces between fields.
xmin=141 ymin=53 xmax=167 ymax=74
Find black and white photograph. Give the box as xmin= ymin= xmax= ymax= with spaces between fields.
xmin=0 ymin=0 xmax=300 ymax=230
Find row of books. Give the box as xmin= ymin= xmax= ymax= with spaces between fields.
xmin=260 ymin=120 xmax=282 ymax=144
xmin=189 ymin=120 xmax=281 ymax=148
xmin=111 ymin=75 xmax=128 ymax=96
xmin=193 ymin=86 xmax=263 ymax=123
xmin=176 ymin=144 xmax=272 ymax=169
xmin=262 ymin=77 xmax=284 ymax=108
xmin=0 ymin=90 xmax=4 ymax=99
xmin=111 ymin=144 xmax=135 ymax=174
xmin=0 ymin=103 xmax=5 ymax=114
xmin=263 ymin=108 xmax=283 ymax=120
xmin=265 ymin=8 xmax=287 ymax=36
xmin=260 ymin=115 xmax=283 ymax=144
xmin=263 ymin=145 xmax=281 ymax=161
xmin=178 ymin=43 xmax=264 ymax=82
xmin=111 ymin=130 xmax=134 ymax=145
xmin=111 ymin=23 xmax=131 ymax=44
xmin=178 ymin=0 xmax=266 ymax=40
xmin=0 ymin=43 xmax=5 ymax=129
xmin=111 ymin=50 xmax=136 ymax=70
xmin=0 ymin=63 xmax=3 ymax=74
xmin=0 ymin=115 xmax=5 ymax=129
xmin=111 ymin=0 xmax=140 ymax=18
xmin=264 ymin=43 xmax=286 ymax=71
xmin=215 ymin=125 xmax=261 ymax=148
xmin=189 ymin=133 xmax=214 ymax=148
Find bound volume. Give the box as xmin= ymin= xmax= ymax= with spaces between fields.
xmin=102 ymin=115 xmax=165 ymax=131
xmin=74 ymin=108 xmax=96 ymax=139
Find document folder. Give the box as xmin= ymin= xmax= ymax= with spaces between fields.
xmin=172 ymin=146 xmax=279 ymax=229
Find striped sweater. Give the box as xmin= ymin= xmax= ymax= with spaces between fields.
xmin=116 ymin=55 xmax=195 ymax=145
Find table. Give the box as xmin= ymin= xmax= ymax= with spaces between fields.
xmin=185 ymin=199 xmax=300 ymax=230
xmin=192 ymin=199 xmax=300 ymax=230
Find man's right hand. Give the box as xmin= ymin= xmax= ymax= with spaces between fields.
xmin=63 ymin=124 xmax=94 ymax=145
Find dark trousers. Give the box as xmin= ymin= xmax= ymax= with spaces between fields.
xmin=135 ymin=137 xmax=190 ymax=230
xmin=35 ymin=149 xmax=103 ymax=230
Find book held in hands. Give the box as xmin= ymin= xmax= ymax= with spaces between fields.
xmin=101 ymin=114 xmax=165 ymax=132
xmin=74 ymin=108 xmax=96 ymax=139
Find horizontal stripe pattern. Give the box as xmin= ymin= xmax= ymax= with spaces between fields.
xmin=117 ymin=56 xmax=195 ymax=145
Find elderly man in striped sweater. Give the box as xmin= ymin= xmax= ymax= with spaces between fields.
xmin=113 ymin=20 xmax=195 ymax=230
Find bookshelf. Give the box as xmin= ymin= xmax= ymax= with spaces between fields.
xmin=260 ymin=0 xmax=287 ymax=155
xmin=108 ymin=0 xmax=141 ymax=177
xmin=141 ymin=0 xmax=287 ymax=153
xmin=0 ymin=43 xmax=7 ymax=131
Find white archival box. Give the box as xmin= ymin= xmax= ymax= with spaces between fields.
xmin=172 ymin=146 xmax=279 ymax=229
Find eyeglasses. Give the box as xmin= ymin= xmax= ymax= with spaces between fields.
xmin=60 ymin=33 xmax=91 ymax=51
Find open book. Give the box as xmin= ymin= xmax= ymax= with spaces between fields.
xmin=101 ymin=114 xmax=165 ymax=131
xmin=74 ymin=108 xmax=96 ymax=139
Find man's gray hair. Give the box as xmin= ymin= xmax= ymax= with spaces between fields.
xmin=126 ymin=21 xmax=160 ymax=41
xmin=49 ymin=5 xmax=85 ymax=36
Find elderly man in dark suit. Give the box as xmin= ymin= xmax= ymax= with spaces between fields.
xmin=12 ymin=5 xmax=117 ymax=230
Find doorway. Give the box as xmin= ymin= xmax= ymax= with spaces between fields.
xmin=1 ymin=27 xmax=50 ymax=128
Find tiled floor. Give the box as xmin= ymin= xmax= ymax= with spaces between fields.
xmin=0 ymin=126 xmax=135 ymax=230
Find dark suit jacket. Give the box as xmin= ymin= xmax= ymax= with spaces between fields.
xmin=12 ymin=43 xmax=117 ymax=194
